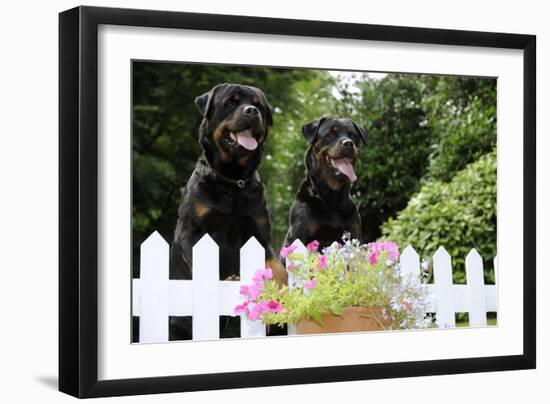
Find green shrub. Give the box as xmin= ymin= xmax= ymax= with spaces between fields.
xmin=381 ymin=150 xmax=496 ymax=283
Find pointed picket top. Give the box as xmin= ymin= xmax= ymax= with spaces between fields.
xmin=192 ymin=233 xmax=220 ymax=340
xmin=291 ymin=238 xmax=307 ymax=254
xmin=433 ymin=246 xmax=450 ymax=262
xmin=239 ymin=236 xmax=266 ymax=338
xmin=465 ymin=248 xmax=487 ymax=327
xmin=141 ymin=230 xmax=168 ymax=250
xmin=140 ymin=231 xmax=169 ymax=343
xmin=192 ymin=233 xmax=218 ymax=253
xmin=466 ymin=248 xmax=482 ymax=264
xmin=433 ymin=246 xmax=452 ymax=284
xmin=241 ymin=236 xmax=263 ymax=252
xmin=240 ymin=236 xmax=265 ymax=284
xmin=432 ymin=246 xmax=455 ymax=327
xmin=400 ymin=245 xmax=420 ymax=277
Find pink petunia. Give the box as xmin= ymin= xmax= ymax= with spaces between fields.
xmin=383 ymin=242 xmax=400 ymax=261
xmin=280 ymin=244 xmax=297 ymax=258
xmin=252 ymin=268 xmax=273 ymax=282
xmin=249 ymin=282 xmax=263 ymax=300
xmin=248 ymin=302 xmax=267 ymax=320
xmin=368 ymin=241 xmax=399 ymax=264
xmin=240 ymin=282 xmax=263 ymax=300
xmin=239 ymin=285 xmax=250 ymax=296
xmin=304 ymin=278 xmax=317 ymax=289
xmin=369 ymin=251 xmax=379 ymax=265
xmin=234 ymin=301 xmax=250 ymax=314
xmin=264 ymin=300 xmax=283 ymax=313
xmin=315 ymin=255 xmax=327 ymax=269
xmin=307 ymin=240 xmax=320 ymax=252
xmin=286 ymin=261 xmax=296 ymax=272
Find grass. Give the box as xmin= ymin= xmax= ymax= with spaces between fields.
xmin=455 ymin=317 xmax=497 ymax=327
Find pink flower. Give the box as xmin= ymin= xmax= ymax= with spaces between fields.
xmin=239 ymin=284 xmax=250 ymax=296
xmin=382 ymin=242 xmax=399 ymax=261
xmin=233 ymin=301 xmax=250 ymax=314
xmin=315 ymin=255 xmax=327 ymax=269
xmin=286 ymin=261 xmax=296 ymax=272
xmin=307 ymin=240 xmax=320 ymax=252
xmin=280 ymin=244 xmax=297 ymax=258
xmin=248 ymin=302 xmax=267 ymax=320
xmin=264 ymin=300 xmax=282 ymax=313
xmin=369 ymin=251 xmax=379 ymax=265
xmin=304 ymin=278 xmax=317 ymax=289
xmin=249 ymin=282 xmax=263 ymax=300
xmin=367 ymin=241 xmax=399 ymax=264
xmin=240 ymin=282 xmax=263 ymax=300
xmin=253 ymin=268 xmax=273 ymax=282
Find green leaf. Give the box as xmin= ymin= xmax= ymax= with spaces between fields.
xmin=310 ymin=311 xmax=324 ymax=326
xmin=328 ymin=305 xmax=344 ymax=317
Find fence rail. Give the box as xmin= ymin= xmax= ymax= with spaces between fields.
xmin=132 ymin=231 xmax=497 ymax=343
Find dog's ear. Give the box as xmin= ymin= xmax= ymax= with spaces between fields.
xmin=301 ymin=117 xmax=327 ymax=144
xmin=256 ymin=90 xmax=273 ymax=127
xmin=195 ymin=85 xmax=220 ymax=118
xmin=352 ymin=121 xmax=368 ymax=145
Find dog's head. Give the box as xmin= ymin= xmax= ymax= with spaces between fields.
xmin=302 ymin=117 xmax=367 ymax=189
xmin=195 ymin=83 xmax=273 ymax=165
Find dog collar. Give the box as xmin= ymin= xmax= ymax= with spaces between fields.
xmin=217 ymin=173 xmax=256 ymax=189
xmin=198 ymin=156 xmax=258 ymax=189
xmin=211 ymin=169 xmax=259 ymax=190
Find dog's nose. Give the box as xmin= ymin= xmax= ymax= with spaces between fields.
xmin=341 ymin=138 xmax=354 ymax=149
xmin=244 ymin=105 xmax=259 ymax=117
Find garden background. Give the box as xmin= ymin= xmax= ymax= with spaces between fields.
xmin=132 ymin=62 xmax=497 ymax=286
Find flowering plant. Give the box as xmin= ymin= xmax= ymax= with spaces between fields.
xmin=234 ymin=234 xmax=433 ymax=330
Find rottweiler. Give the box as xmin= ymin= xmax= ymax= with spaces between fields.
xmin=169 ymin=83 xmax=287 ymax=339
xmin=283 ymin=117 xmax=367 ymax=250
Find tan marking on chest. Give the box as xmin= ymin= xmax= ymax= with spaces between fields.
xmin=194 ymin=201 xmax=209 ymax=218
xmin=307 ymin=219 xmax=319 ymax=234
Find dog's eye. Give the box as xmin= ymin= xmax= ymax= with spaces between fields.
xmin=226 ymin=99 xmax=237 ymax=109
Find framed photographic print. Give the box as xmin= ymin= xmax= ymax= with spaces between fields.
xmin=59 ymin=5 xmax=536 ymax=398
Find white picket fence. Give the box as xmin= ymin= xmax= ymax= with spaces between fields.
xmin=132 ymin=231 xmax=497 ymax=343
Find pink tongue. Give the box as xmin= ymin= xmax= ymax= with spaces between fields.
xmin=235 ymin=129 xmax=258 ymax=151
xmin=333 ymin=158 xmax=357 ymax=182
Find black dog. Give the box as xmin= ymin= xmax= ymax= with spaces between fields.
xmin=283 ymin=117 xmax=367 ymax=249
xmin=170 ymin=83 xmax=287 ymax=286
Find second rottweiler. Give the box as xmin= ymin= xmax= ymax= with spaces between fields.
xmin=283 ymin=117 xmax=367 ymax=249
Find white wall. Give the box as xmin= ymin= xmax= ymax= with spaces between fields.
xmin=0 ymin=0 xmax=546 ymax=402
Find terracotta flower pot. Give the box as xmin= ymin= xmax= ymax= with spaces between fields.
xmin=296 ymin=306 xmax=391 ymax=335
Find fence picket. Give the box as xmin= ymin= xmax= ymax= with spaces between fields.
xmin=466 ymin=249 xmax=487 ymax=327
xmin=286 ymin=239 xmax=307 ymax=335
xmin=240 ymin=237 xmax=267 ymax=338
xmin=139 ymin=231 xmax=169 ymax=343
xmin=433 ymin=247 xmax=456 ymax=327
xmin=400 ymin=245 xmax=420 ymax=277
xmin=192 ymin=234 xmax=220 ymax=340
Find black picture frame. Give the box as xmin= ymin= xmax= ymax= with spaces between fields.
xmin=59 ymin=5 xmax=536 ymax=398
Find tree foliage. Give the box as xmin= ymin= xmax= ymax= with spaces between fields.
xmin=381 ymin=150 xmax=497 ymax=283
